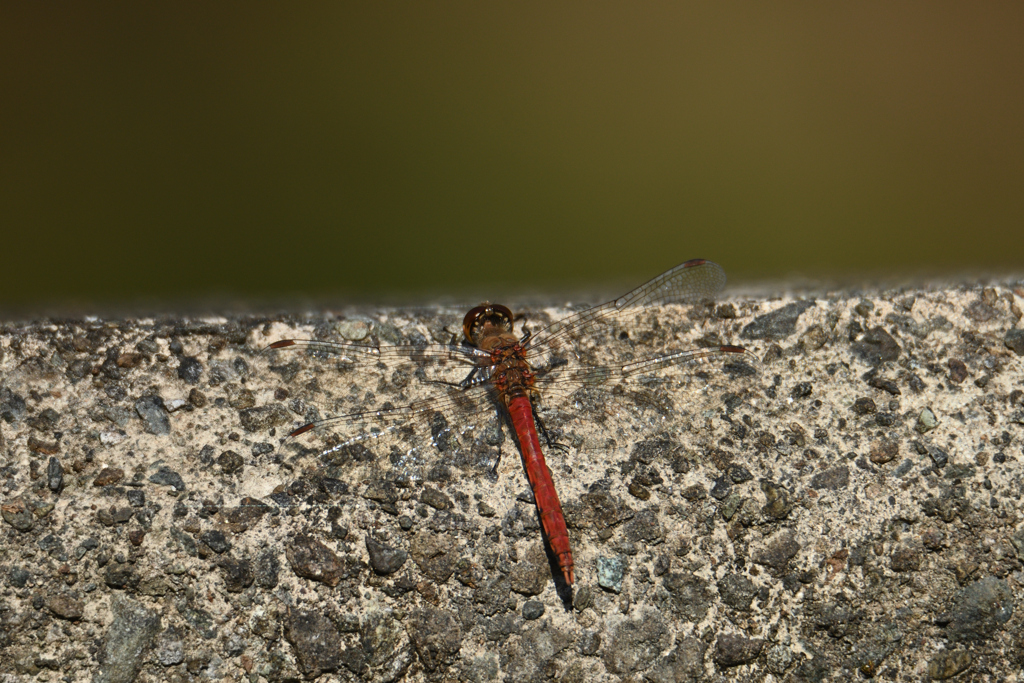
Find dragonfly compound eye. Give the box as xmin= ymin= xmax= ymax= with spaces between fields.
xmin=462 ymin=304 xmax=514 ymax=345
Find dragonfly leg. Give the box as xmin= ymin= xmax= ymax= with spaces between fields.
xmin=419 ymin=365 xmax=486 ymax=390
xmin=460 ymin=366 xmax=481 ymax=388
xmin=533 ymin=404 xmax=570 ymax=455
xmin=488 ymin=444 xmax=503 ymax=481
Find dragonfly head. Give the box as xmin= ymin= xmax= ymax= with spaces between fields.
xmin=463 ymin=303 xmax=514 ymax=347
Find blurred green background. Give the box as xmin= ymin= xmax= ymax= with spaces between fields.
xmin=2 ymin=3 xmax=1023 ymax=310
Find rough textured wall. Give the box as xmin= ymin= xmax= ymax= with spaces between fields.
xmin=1 ymin=280 xmax=1023 ymax=682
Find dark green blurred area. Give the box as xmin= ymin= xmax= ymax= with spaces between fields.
xmin=2 ymin=4 xmax=1023 ymax=310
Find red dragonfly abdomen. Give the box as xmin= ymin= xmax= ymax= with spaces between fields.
xmin=506 ymin=395 xmax=575 ymax=585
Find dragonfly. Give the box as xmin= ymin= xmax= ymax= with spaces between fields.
xmin=264 ymin=259 xmax=757 ymax=587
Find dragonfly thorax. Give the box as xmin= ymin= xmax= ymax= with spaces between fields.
xmin=489 ymin=344 xmax=538 ymax=404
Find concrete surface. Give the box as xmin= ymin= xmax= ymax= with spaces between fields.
xmin=1 ymin=277 xmax=1023 ymax=682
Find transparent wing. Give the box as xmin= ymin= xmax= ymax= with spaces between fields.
xmin=529 ymin=345 xmax=761 ymax=506
xmin=533 ymin=344 xmax=760 ymax=443
xmin=263 ymin=339 xmax=508 ymax=489
xmin=538 ymin=345 xmax=757 ymax=389
xmin=265 ymin=338 xmax=490 ymax=370
xmin=525 ymin=259 xmax=726 ymax=364
xmin=516 ymin=259 xmax=758 ymax=470
xmin=521 ymin=258 xmax=750 ymax=417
